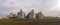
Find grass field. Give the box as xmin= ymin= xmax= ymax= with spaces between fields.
xmin=0 ymin=19 xmax=39 ymax=25
xmin=0 ymin=17 xmax=60 ymax=25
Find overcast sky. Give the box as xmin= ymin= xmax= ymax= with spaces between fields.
xmin=0 ymin=0 xmax=60 ymax=17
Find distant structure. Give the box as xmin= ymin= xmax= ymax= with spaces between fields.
xmin=7 ymin=13 xmax=17 ymax=19
xmin=36 ymin=11 xmax=44 ymax=19
xmin=0 ymin=16 xmax=3 ymax=19
xmin=11 ymin=14 xmax=17 ymax=19
xmin=26 ymin=10 xmax=36 ymax=19
xmin=17 ymin=9 xmax=25 ymax=19
xmin=7 ymin=13 xmax=14 ymax=18
xmin=6 ymin=9 xmax=44 ymax=19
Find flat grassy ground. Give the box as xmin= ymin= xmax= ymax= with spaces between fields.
xmin=0 ymin=18 xmax=60 ymax=25
xmin=0 ymin=19 xmax=38 ymax=25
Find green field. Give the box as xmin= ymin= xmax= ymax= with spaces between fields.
xmin=0 ymin=19 xmax=39 ymax=25
xmin=0 ymin=17 xmax=60 ymax=25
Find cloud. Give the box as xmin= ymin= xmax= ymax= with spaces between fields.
xmin=0 ymin=0 xmax=59 ymax=17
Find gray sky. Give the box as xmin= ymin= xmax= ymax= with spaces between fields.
xmin=0 ymin=0 xmax=60 ymax=17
